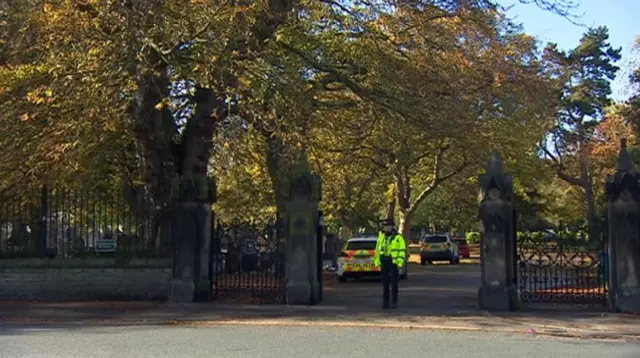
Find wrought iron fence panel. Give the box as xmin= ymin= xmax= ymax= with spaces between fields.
xmin=210 ymin=218 xmax=285 ymax=303
xmin=0 ymin=186 xmax=171 ymax=259
xmin=517 ymin=230 xmax=608 ymax=305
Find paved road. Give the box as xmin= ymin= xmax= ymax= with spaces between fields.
xmin=323 ymin=262 xmax=480 ymax=311
xmin=1 ymin=324 xmax=637 ymax=358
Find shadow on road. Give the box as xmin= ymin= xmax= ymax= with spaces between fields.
xmin=322 ymin=262 xmax=481 ymax=312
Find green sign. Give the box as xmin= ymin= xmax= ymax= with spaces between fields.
xmin=95 ymin=239 xmax=116 ymax=253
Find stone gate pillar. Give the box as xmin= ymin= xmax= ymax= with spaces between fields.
xmin=168 ymin=175 xmax=216 ymax=302
xmin=477 ymin=150 xmax=518 ymax=311
xmin=282 ymin=156 xmax=322 ymax=305
xmin=605 ymin=138 xmax=640 ymax=313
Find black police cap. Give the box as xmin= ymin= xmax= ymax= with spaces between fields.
xmin=380 ymin=218 xmax=395 ymax=226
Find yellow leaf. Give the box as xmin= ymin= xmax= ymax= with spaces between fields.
xmin=154 ymin=102 xmax=164 ymax=110
xmin=26 ymin=90 xmax=39 ymax=103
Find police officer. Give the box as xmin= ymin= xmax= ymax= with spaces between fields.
xmin=374 ymin=218 xmax=407 ymax=309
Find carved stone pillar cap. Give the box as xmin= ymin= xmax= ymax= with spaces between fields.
xmin=605 ymin=138 xmax=640 ymax=201
xmin=616 ymin=137 xmax=632 ymax=172
xmin=283 ymin=153 xmax=322 ymax=202
xmin=478 ymin=150 xmax=513 ymax=201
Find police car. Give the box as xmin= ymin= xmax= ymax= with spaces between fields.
xmin=336 ymin=235 xmax=408 ymax=282
xmin=419 ymin=234 xmax=460 ymax=265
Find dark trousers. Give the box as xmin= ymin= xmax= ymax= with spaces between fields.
xmin=381 ymin=256 xmax=399 ymax=307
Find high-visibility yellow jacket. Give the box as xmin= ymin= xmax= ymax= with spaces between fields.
xmin=374 ymin=231 xmax=406 ymax=268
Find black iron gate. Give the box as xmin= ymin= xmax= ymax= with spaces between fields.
xmin=317 ymin=211 xmax=324 ymax=303
xmin=516 ymin=228 xmax=608 ymax=305
xmin=210 ymin=218 xmax=285 ymax=303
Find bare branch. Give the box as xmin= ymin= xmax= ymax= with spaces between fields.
xmin=407 ymin=142 xmax=468 ymax=216
xmin=540 ymin=146 xmax=583 ymax=186
xmin=354 ymin=171 xmax=378 ymax=203
xmin=277 ymin=40 xmax=438 ymax=129
xmin=541 ymin=144 xmax=560 ymax=165
xmin=395 ymin=163 xmax=412 ymax=211
xmin=524 ymin=0 xmax=582 ymax=22
xmin=556 ymin=169 xmax=583 ymax=187
xmin=319 ymin=0 xmax=356 ymax=17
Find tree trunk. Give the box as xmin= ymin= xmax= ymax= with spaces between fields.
xmin=180 ymin=87 xmax=218 ymax=176
xmin=128 ymin=64 xmax=176 ymax=248
xmin=386 ymin=199 xmax=396 ymax=220
xmin=577 ymin=128 xmax=598 ymax=241
xmin=336 ymin=211 xmax=356 ymax=237
xmin=395 ymin=167 xmax=414 ymax=241
xmin=157 ymin=86 xmax=221 ymax=252
xmin=128 ymin=71 xmax=222 ymax=253
xmin=132 ymin=64 xmax=176 ymax=205
xmin=429 ymin=222 xmax=437 ymax=233
xmin=398 ymin=209 xmax=413 ymax=242
xmin=263 ymin=132 xmax=289 ymax=214
xmin=584 ymin=183 xmax=598 ymax=240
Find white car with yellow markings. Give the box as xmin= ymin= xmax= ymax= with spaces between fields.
xmin=337 ymin=236 xmax=408 ymax=282
xmin=420 ymin=234 xmax=460 ymax=265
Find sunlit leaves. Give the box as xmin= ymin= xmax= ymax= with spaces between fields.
xmin=0 ymin=0 xmax=605 ymax=231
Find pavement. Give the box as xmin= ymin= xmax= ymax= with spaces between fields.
xmin=1 ymin=263 xmax=639 ymax=342
xmin=0 ymin=301 xmax=639 ymax=341
xmin=2 ymin=325 xmax=639 ymax=358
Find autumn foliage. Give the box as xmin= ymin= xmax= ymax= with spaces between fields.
xmin=0 ymin=1 xmax=637 ymax=233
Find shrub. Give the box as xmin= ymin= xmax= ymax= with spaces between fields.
xmin=466 ymin=232 xmax=480 ymax=244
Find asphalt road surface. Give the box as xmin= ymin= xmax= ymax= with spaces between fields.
xmin=1 ymin=324 xmax=637 ymax=358
xmin=323 ymin=261 xmax=480 ymax=311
